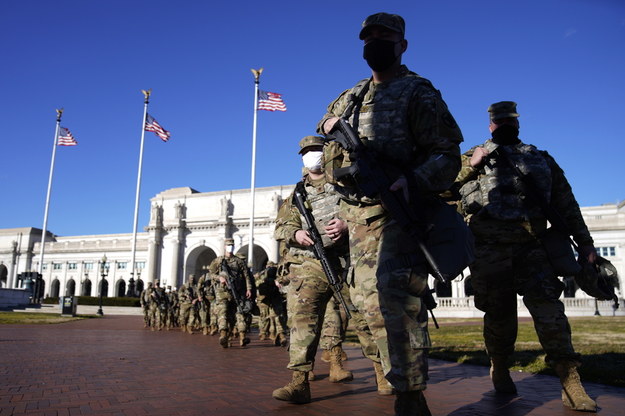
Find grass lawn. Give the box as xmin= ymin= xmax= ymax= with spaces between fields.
xmin=428 ymin=316 xmax=625 ymax=387
xmin=346 ymin=316 xmax=625 ymax=387
xmin=0 ymin=311 xmax=96 ymax=325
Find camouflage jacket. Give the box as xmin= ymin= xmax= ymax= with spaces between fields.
xmin=208 ymin=255 xmax=254 ymax=296
xmin=453 ymin=139 xmax=593 ymax=247
xmin=317 ymin=65 xmax=463 ymax=222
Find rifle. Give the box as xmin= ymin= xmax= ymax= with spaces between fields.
xmin=221 ymin=259 xmax=247 ymax=314
xmin=292 ymin=181 xmax=352 ymax=319
xmin=327 ymin=118 xmax=449 ymax=285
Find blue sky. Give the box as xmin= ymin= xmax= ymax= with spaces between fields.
xmin=1 ymin=0 xmax=624 ymax=237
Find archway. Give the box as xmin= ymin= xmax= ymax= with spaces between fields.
xmin=0 ymin=264 xmax=7 ymax=288
xmin=81 ymin=279 xmax=92 ymax=296
xmin=116 ymin=279 xmax=126 ymax=297
xmin=65 ymin=279 xmax=76 ymax=296
xmin=237 ymin=244 xmax=268 ymax=274
xmin=184 ymin=246 xmax=217 ymax=285
xmin=51 ymin=279 xmax=60 ymax=298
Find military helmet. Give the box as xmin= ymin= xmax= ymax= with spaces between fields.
xmin=575 ymin=256 xmax=619 ymax=303
xmin=298 ymin=136 xmax=325 ymax=154
xmin=267 ymin=261 xmax=276 ymax=267
xmin=154 ymin=279 xmax=160 ymax=285
xmin=359 ymin=12 xmax=406 ymax=40
xmin=488 ymin=101 xmax=520 ymax=121
xmin=224 ymin=237 xmax=235 ymax=245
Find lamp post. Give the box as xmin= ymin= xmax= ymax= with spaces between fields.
xmin=594 ymin=298 xmax=601 ymax=316
xmin=97 ymin=254 xmax=108 ymax=316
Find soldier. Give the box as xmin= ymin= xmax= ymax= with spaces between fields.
xmin=149 ymin=280 xmax=166 ymax=331
xmin=272 ymin=136 xmax=355 ymax=404
xmin=255 ymin=261 xmax=288 ymax=346
xmin=452 ymin=101 xmax=598 ymax=412
xmin=317 ymin=13 xmax=463 ymax=415
xmin=178 ymin=275 xmax=198 ymax=334
xmin=139 ymin=281 xmax=152 ymax=328
xmin=209 ymin=238 xmax=255 ymax=348
xmin=165 ymin=285 xmax=178 ymax=330
xmin=196 ymin=275 xmax=212 ymax=335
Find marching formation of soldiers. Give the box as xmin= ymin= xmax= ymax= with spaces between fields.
xmin=136 ymin=12 xmax=620 ymax=415
xmin=138 ymin=257 xmax=289 ymax=349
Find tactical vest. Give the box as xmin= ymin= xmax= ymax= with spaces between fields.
xmin=346 ymin=73 xmax=433 ymax=168
xmin=459 ymin=140 xmax=552 ymax=221
xmin=288 ymin=179 xmax=343 ymax=259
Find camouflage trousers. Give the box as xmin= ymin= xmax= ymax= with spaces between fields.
xmin=348 ymin=216 xmax=430 ymax=392
xmin=149 ymin=304 xmax=165 ymax=329
xmin=259 ymin=296 xmax=287 ymax=337
xmin=141 ymin=305 xmax=150 ymax=326
xmin=285 ymin=261 xmax=336 ymax=372
xmin=179 ymin=302 xmax=196 ymax=328
xmin=471 ymin=240 xmax=578 ymax=364
xmin=209 ymin=300 xmax=218 ymax=327
xmin=215 ymin=294 xmax=249 ymax=334
xmin=196 ymin=300 xmax=210 ymax=329
xmin=318 ymin=287 xmax=378 ymax=362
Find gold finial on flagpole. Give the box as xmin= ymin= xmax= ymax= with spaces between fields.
xmin=141 ymin=89 xmax=152 ymax=104
xmin=251 ymin=68 xmax=263 ymax=83
xmin=56 ymin=108 xmax=64 ymax=122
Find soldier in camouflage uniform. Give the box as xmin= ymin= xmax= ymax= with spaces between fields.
xmin=209 ymin=238 xmax=255 ymax=348
xmin=196 ymin=275 xmax=212 ymax=335
xmin=317 ymin=13 xmax=463 ymax=415
xmin=452 ymin=101 xmax=598 ymax=412
xmin=255 ymin=261 xmax=288 ymax=345
xmin=140 ymin=282 xmax=152 ymax=328
xmin=178 ymin=275 xmax=199 ymax=334
xmin=165 ymin=285 xmax=178 ymax=330
xmin=149 ymin=280 xmax=167 ymax=331
xmin=272 ymin=136 xmax=357 ymax=404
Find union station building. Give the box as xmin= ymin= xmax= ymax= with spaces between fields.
xmin=0 ymin=186 xmax=623 ymax=316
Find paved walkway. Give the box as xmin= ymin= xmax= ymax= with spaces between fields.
xmin=0 ymin=315 xmax=623 ymax=416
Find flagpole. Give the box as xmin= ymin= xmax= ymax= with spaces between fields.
xmin=38 ymin=109 xmax=63 ymax=276
xmin=248 ymin=68 xmax=263 ymax=271
xmin=130 ymin=89 xmax=151 ymax=286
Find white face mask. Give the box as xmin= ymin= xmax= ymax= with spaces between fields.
xmin=302 ymin=151 xmax=323 ymax=172
xmin=226 ymin=244 xmax=234 ymax=254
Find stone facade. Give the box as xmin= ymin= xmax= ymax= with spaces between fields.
xmin=0 ymin=187 xmax=622 ymax=308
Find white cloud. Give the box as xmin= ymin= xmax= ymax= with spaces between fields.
xmin=564 ymin=28 xmax=578 ymax=38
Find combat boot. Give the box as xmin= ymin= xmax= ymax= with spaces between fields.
xmin=275 ymin=333 xmax=288 ymax=347
xmin=209 ymin=325 xmax=217 ymax=335
xmin=259 ymin=333 xmax=267 ymax=341
xmin=239 ymin=332 xmax=251 ymax=347
xmin=321 ymin=348 xmax=347 ymax=362
xmin=490 ymin=356 xmax=517 ymax=394
xmin=187 ymin=325 xmax=194 ymax=334
xmin=272 ymin=371 xmax=311 ymax=404
xmin=374 ymin=361 xmax=394 ymax=395
xmin=554 ymin=360 xmax=597 ymax=412
xmin=202 ymin=326 xmax=209 ymax=336
xmin=219 ymin=330 xmax=229 ymax=348
xmin=328 ymin=345 xmax=353 ymax=383
xmin=394 ymin=391 xmax=432 ymax=416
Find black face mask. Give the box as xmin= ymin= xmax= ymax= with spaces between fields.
xmin=363 ymin=39 xmax=399 ymax=72
xmin=491 ymin=124 xmax=520 ymax=145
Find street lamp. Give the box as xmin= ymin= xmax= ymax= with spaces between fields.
xmin=97 ymin=254 xmax=108 ymax=316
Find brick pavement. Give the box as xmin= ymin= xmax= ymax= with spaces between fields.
xmin=0 ymin=315 xmax=623 ymax=416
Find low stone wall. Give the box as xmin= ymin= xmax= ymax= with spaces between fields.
xmin=435 ymin=297 xmax=624 ymax=318
xmin=0 ymin=288 xmax=31 ymax=309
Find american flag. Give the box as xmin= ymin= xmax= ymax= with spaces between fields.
xmin=57 ymin=127 xmax=78 ymax=146
xmin=145 ymin=114 xmax=171 ymax=142
xmin=258 ymin=90 xmax=287 ymax=112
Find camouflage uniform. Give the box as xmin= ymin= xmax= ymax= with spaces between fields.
xmin=274 ymin=174 xmax=351 ymax=373
xmin=139 ymin=282 xmax=152 ymax=328
xmin=178 ymin=276 xmax=198 ymax=334
xmin=209 ymin=251 xmax=254 ymax=344
xmin=454 ymin=100 xmax=595 ymax=372
xmin=196 ymin=275 xmax=212 ymax=335
xmin=255 ymin=263 xmax=288 ymax=343
xmin=149 ymin=280 xmax=167 ymax=331
xmin=317 ymin=64 xmax=463 ymax=392
xmin=452 ymin=101 xmax=598 ymax=412
xmin=165 ymin=286 xmax=178 ymax=329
